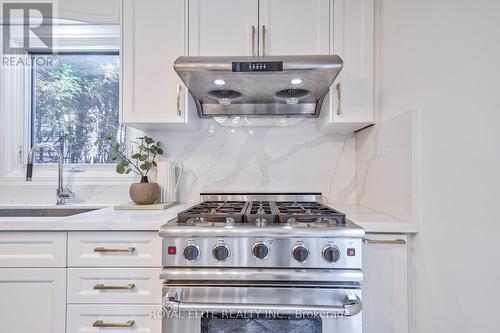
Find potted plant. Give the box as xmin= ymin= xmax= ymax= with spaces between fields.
xmin=101 ymin=135 xmax=164 ymax=205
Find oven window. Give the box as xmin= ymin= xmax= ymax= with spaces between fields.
xmin=201 ymin=314 xmax=322 ymax=333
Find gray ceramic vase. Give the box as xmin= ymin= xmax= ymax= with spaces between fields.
xmin=129 ymin=176 xmax=160 ymax=205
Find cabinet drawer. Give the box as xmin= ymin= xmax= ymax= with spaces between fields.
xmin=67 ymin=268 xmax=162 ymax=304
xmin=68 ymin=232 xmax=161 ymax=267
xmin=67 ymin=304 xmax=161 ymax=333
xmin=0 ymin=232 xmax=66 ymax=267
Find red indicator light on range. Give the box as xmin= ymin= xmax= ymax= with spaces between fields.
xmin=168 ymin=246 xmax=176 ymax=255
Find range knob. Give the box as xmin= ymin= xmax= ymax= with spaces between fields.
xmin=292 ymin=245 xmax=309 ymax=263
xmin=212 ymin=244 xmax=230 ymax=261
xmin=183 ymin=244 xmax=200 ymax=262
xmin=322 ymin=245 xmax=341 ymax=263
xmin=252 ymin=242 xmax=269 ymax=259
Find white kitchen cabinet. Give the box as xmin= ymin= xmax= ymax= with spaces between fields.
xmin=121 ymin=0 xmax=198 ymax=130
xmin=362 ymin=234 xmax=409 ymax=333
xmin=319 ymin=0 xmax=375 ymax=132
xmin=188 ymin=0 xmax=374 ymax=132
xmin=0 ymin=268 xmax=66 ymax=333
xmin=0 ymin=231 xmax=66 ymax=267
xmin=59 ymin=0 xmax=120 ymax=23
xmin=259 ymin=0 xmax=330 ymax=56
xmin=67 ymin=304 xmax=162 ymax=333
xmin=68 ymin=231 xmax=162 ymax=267
xmin=67 ymin=268 xmax=162 ymax=304
xmin=189 ymin=0 xmax=258 ymax=56
xmin=189 ymin=0 xmax=329 ymax=57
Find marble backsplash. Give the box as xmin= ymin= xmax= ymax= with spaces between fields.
xmin=148 ymin=118 xmax=356 ymax=205
xmin=0 ymin=119 xmax=356 ymax=206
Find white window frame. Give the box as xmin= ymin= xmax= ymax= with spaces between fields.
xmin=0 ymin=23 xmax=136 ymax=185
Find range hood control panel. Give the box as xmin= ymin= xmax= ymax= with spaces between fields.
xmin=232 ymin=61 xmax=283 ymax=72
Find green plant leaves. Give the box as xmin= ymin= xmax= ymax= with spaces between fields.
xmin=101 ymin=133 xmax=164 ymax=177
xmin=140 ymin=161 xmax=152 ymax=170
xmin=116 ymin=164 xmax=125 ymax=174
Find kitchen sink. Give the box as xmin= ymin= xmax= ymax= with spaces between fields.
xmin=0 ymin=207 xmax=99 ymax=217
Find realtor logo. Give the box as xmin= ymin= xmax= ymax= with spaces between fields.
xmin=2 ymin=2 xmax=53 ymax=54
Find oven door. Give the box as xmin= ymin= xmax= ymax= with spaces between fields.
xmin=161 ymin=285 xmax=362 ymax=333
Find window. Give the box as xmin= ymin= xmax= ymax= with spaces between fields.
xmin=30 ymin=52 xmax=123 ymax=164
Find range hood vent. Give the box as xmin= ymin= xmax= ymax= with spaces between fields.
xmin=174 ymin=55 xmax=343 ymax=117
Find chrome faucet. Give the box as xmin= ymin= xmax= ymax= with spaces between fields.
xmin=26 ymin=143 xmax=74 ymax=205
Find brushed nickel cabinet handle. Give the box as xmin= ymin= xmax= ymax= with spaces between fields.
xmin=336 ymin=83 xmax=342 ymax=115
xmin=93 ymin=320 xmax=135 ymax=328
xmin=261 ymin=25 xmax=267 ymax=56
xmin=94 ymin=246 xmax=136 ymax=253
xmin=251 ymin=25 xmax=256 ymax=56
xmin=94 ymin=283 xmax=135 ymax=290
xmin=363 ymin=239 xmax=407 ymax=245
xmin=176 ymin=84 xmax=182 ymax=116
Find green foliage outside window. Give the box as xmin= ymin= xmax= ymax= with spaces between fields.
xmin=31 ymin=53 xmax=123 ymax=164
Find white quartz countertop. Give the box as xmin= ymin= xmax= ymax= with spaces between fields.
xmin=0 ymin=202 xmax=417 ymax=233
xmin=0 ymin=204 xmax=191 ymax=231
xmin=332 ymin=203 xmax=418 ymax=233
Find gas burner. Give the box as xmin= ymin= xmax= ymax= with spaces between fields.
xmin=275 ymin=201 xmax=346 ymax=224
xmin=176 ymin=199 xmax=346 ymax=225
xmin=177 ymin=201 xmax=249 ymax=223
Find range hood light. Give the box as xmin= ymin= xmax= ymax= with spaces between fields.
xmin=218 ymin=98 xmax=231 ymax=105
xmin=214 ymin=79 xmax=226 ymax=85
xmin=285 ymin=97 xmax=300 ymax=105
xmin=291 ymin=78 xmax=303 ymax=85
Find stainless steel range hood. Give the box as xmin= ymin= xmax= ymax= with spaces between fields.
xmin=174 ymin=55 xmax=343 ymax=117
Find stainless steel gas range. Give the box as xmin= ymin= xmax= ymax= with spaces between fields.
xmin=159 ymin=193 xmax=364 ymax=333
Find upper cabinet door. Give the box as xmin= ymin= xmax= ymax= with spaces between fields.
xmin=122 ymin=0 xmax=197 ymax=129
xmin=319 ymin=0 xmax=375 ymax=132
xmin=59 ymin=0 xmax=120 ymax=23
xmin=189 ymin=0 xmax=259 ymax=56
xmin=259 ymin=0 xmax=330 ymax=56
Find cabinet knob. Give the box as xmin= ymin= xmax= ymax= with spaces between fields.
xmin=176 ymin=84 xmax=182 ymax=116
xmin=93 ymin=320 xmax=135 ymax=328
xmin=261 ymin=25 xmax=267 ymax=56
xmin=251 ymin=25 xmax=257 ymax=56
xmin=363 ymin=239 xmax=406 ymax=245
xmin=94 ymin=283 xmax=135 ymax=290
xmin=94 ymin=246 xmax=135 ymax=253
xmin=336 ymin=83 xmax=342 ymax=115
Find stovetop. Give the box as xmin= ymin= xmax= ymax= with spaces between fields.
xmin=177 ymin=200 xmax=346 ymax=225
xmin=160 ymin=193 xmax=364 ymax=270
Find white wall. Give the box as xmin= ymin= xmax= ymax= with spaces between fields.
xmin=376 ymin=0 xmax=500 ymax=331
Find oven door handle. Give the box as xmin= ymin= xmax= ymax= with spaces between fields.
xmin=164 ymin=295 xmax=362 ymax=317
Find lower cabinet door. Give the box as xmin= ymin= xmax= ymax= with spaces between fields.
xmin=362 ymin=234 xmax=409 ymax=333
xmin=67 ymin=304 xmax=162 ymax=333
xmin=0 ymin=268 xmax=66 ymax=333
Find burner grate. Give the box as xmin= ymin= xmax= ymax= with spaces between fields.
xmin=244 ymin=201 xmax=277 ymax=224
xmin=176 ymin=200 xmax=345 ymax=225
xmin=177 ymin=201 xmax=248 ymax=223
xmin=275 ymin=201 xmax=346 ymax=224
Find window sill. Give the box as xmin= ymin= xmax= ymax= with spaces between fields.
xmin=1 ymin=165 xmax=137 ymax=186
